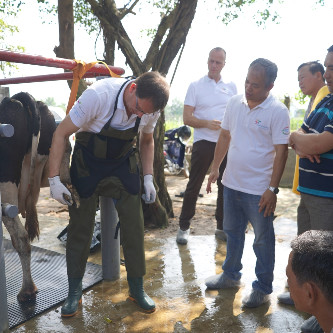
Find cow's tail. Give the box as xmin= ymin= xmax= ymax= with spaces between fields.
xmin=25 ymin=129 xmax=41 ymax=241
xmin=25 ymin=112 xmax=41 ymax=241
xmin=12 ymin=92 xmax=41 ymax=241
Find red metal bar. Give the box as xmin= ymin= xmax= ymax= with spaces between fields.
xmin=0 ymin=50 xmax=125 ymax=75
xmin=0 ymin=72 xmax=109 ymax=85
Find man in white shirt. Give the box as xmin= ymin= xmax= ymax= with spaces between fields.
xmin=48 ymin=72 xmax=169 ymax=316
xmin=205 ymin=58 xmax=290 ymax=308
xmin=176 ymin=47 xmax=237 ymax=245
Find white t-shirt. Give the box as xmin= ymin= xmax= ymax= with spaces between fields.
xmin=69 ymin=78 xmax=160 ymax=134
xmin=222 ymin=94 xmax=290 ymax=195
xmin=184 ymin=75 xmax=237 ymax=143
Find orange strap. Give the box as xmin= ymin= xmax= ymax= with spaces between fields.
xmin=66 ymin=60 xmax=121 ymax=114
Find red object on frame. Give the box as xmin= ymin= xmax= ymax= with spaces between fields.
xmin=0 ymin=50 xmax=125 ymax=84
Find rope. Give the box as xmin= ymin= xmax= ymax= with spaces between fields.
xmin=170 ymin=41 xmax=186 ymax=87
xmin=66 ymin=60 xmax=121 ymax=114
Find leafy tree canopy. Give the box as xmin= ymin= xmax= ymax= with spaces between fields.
xmin=0 ymin=0 xmax=25 ymax=75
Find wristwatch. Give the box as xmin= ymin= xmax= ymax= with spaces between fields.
xmin=268 ymin=186 xmax=279 ymax=194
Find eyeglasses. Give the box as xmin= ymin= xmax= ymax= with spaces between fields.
xmin=135 ymin=95 xmax=147 ymax=115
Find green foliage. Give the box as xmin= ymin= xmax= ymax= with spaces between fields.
xmin=294 ymin=108 xmax=305 ymax=118
xmin=0 ymin=0 xmax=24 ymax=15
xmin=0 ymin=0 xmax=25 ymax=76
xmin=294 ymin=89 xmax=309 ymax=105
xmin=216 ymin=0 xmax=280 ymax=25
xmin=43 ymin=97 xmax=56 ymax=106
xmin=164 ymin=98 xmax=184 ymax=123
xmin=164 ymin=119 xmax=183 ymax=131
xmin=74 ymin=0 xmax=99 ymax=34
xmin=290 ymin=117 xmax=303 ymax=131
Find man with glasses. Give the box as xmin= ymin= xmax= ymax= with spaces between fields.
xmin=48 ymin=72 xmax=169 ymax=317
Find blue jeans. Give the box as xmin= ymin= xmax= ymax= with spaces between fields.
xmin=222 ymin=186 xmax=275 ymax=294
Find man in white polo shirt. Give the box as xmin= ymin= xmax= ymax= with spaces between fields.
xmin=176 ymin=47 xmax=237 ymax=245
xmin=205 ymin=58 xmax=290 ymax=308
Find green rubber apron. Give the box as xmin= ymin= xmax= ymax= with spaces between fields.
xmin=70 ymin=80 xmax=141 ymax=198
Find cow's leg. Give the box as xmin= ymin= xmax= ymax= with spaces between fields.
xmin=18 ymin=152 xmax=31 ymax=218
xmin=1 ymin=182 xmax=38 ymax=302
xmin=24 ymin=154 xmax=48 ymax=241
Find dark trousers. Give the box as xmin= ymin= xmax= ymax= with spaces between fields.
xmin=179 ymin=140 xmax=227 ymax=231
xmin=67 ymin=176 xmax=145 ymax=279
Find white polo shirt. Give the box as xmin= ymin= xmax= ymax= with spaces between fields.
xmin=69 ymin=77 xmax=160 ymax=134
xmin=184 ymin=75 xmax=237 ymax=143
xmin=222 ymin=94 xmax=290 ymax=195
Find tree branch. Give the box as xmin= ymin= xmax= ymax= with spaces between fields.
xmin=86 ymin=0 xmax=146 ymax=75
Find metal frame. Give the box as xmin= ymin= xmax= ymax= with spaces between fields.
xmin=0 ymin=51 xmax=123 ymax=326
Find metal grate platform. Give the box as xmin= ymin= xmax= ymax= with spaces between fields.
xmin=3 ymin=238 xmax=102 ymax=329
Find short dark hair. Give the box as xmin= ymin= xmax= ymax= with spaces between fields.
xmin=327 ymin=45 xmax=333 ymax=52
xmin=209 ymin=47 xmax=226 ymax=57
xmin=291 ymin=230 xmax=333 ymax=304
xmin=297 ymin=61 xmax=325 ymax=80
xmin=135 ymin=71 xmax=170 ymax=111
xmin=249 ymin=58 xmax=278 ymax=87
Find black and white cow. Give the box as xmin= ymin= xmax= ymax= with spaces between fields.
xmin=0 ymin=92 xmax=78 ymax=302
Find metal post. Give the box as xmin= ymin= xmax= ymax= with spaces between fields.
xmin=99 ymin=197 xmax=120 ymax=281
xmin=0 ymin=50 xmax=125 ymax=75
xmin=0 ymin=193 xmax=10 ymax=333
xmin=0 ymin=123 xmax=14 ymax=332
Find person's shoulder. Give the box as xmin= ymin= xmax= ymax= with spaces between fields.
xmin=226 ymin=94 xmax=243 ymax=107
xmin=190 ymin=75 xmax=209 ymax=86
xmin=91 ymin=77 xmax=127 ymax=90
xmin=222 ymin=80 xmax=237 ymax=94
xmin=266 ymin=94 xmax=288 ymax=110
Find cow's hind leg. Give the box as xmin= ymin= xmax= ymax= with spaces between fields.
xmin=1 ymin=182 xmax=38 ymax=302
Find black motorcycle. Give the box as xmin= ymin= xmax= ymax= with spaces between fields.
xmin=163 ymin=125 xmax=191 ymax=178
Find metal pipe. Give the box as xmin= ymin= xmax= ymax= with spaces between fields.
xmin=0 ymin=193 xmax=10 ymax=333
xmin=1 ymin=203 xmax=18 ymax=219
xmin=0 ymin=50 xmax=124 ymax=75
xmin=100 ymin=197 xmax=120 ymax=281
xmin=0 ymin=72 xmax=109 ymax=85
xmin=0 ymin=124 xmax=14 ymax=138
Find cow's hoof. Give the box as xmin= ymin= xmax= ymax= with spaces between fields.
xmin=17 ymin=287 xmax=38 ymax=303
xmin=64 ymin=183 xmax=80 ymax=208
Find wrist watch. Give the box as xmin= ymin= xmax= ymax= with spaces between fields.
xmin=268 ymin=186 xmax=279 ymax=194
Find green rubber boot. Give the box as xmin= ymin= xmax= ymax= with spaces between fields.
xmin=127 ymin=277 xmax=156 ymax=313
xmin=61 ymin=278 xmax=83 ymax=317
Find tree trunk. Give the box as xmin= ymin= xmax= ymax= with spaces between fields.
xmin=54 ymin=0 xmax=87 ymax=97
xmin=56 ymin=0 xmax=198 ymax=227
xmin=85 ymin=0 xmax=198 ymax=227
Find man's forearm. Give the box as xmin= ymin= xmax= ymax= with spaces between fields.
xmin=140 ymin=135 xmax=154 ymax=175
xmin=211 ymin=129 xmax=230 ymax=171
xmin=290 ymin=130 xmax=333 ymax=155
xmin=269 ymin=144 xmax=289 ymax=187
xmin=49 ymin=132 xmax=67 ymax=177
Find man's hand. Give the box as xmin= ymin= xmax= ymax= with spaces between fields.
xmin=48 ymin=176 xmax=73 ymax=206
xmin=258 ymin=189 xmax=277 ymax=217
xmin=142 ymin=174 xmax=156 ymax=204
xmin=207 ymin=120 xmax=222 ymax=131
xmin=206 ymin=168 xmax=220 ymax=194
xmin=290 ymin=142 xmax=321 ymax=163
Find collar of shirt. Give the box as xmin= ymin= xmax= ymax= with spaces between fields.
xmin=115 ymin=79 xmax=137 ymax=122
xmin=204 ymin=75 xmax=224 ymax=85
xmin=241 ymin=93 xmax=273 ymax=111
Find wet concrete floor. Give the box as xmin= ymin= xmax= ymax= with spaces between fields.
xmin=2 ymin=176 xmax=310 ymax=332
xmin=5 ymin=218 xmax=309 ymax=333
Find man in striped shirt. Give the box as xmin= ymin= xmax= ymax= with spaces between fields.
xmin=290 ymin=45 xmax=333 ymax=234
xmin=289 ymin=45 xmax=333 ymax=333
